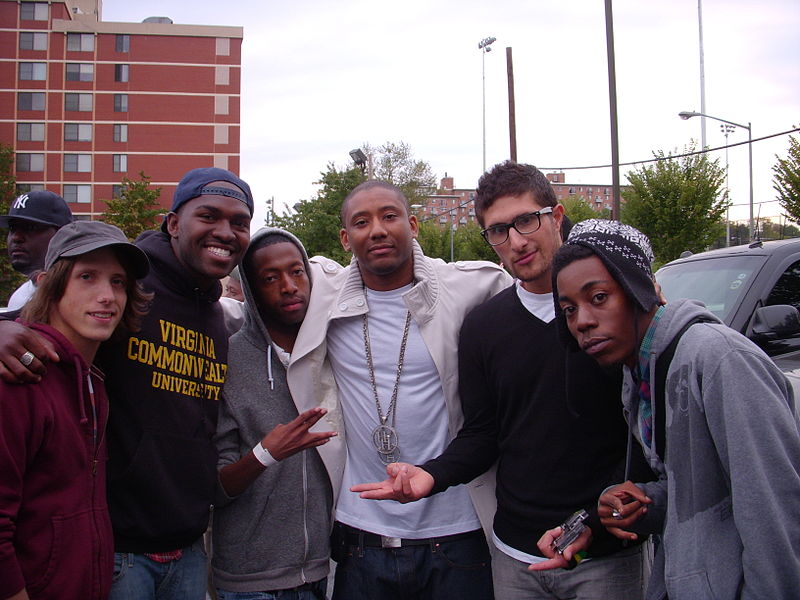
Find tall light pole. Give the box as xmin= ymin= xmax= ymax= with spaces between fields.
xmin=679 ymin=111 xmax=754 ymax=241
xmin=722 ymin=124 xmax=736 ymax=244
xmin=721 ymin=124 xmax=735 ymax=246
xmin=697 ymin=0 xmax=707 ymax=148
xmin=478 ymin=36 xmax=496 ymax=174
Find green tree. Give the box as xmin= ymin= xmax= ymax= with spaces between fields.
xmin=415 ymin=220 xmax=449 ymax=260
xmin=363 ymin=141 xmax=437 ymax=206
xmin=101 ymin=171 xmax=163 ymax=240
xmin=0 ymin=144 xmax=25 ymax=306
xmin=621 ymin=146 xmax=727 ymax=262
xmin=454 ymin=222 xmax=499 ymax=262
xmin=774 ymin=133 xmax=800 ymax=223
xmin=561 ymin=195 xmax=610 ymax=224
xmin=274 ymin=164 xmax=366 ymax=264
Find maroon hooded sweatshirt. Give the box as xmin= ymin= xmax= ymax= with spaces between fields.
xmin=0 ymin=323 xmax=113 ymax=600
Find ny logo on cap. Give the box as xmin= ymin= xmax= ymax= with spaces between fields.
xmin=12 ymin=194 xmax=29 ymax=210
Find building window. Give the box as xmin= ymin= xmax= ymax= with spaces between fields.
xmin=19 ymin=32 xmax=47 ymax=50
xmin=215 ymin=65 xmax=230 ymax=86
xmin=16 ymin=183 xmax=45 ymax=194
xmin=112 ymin=184 xmax=124 ymax=198
xmin=213 ymin=155 xmax=228 ymax=170
xmin=66 ymin=33 xmax=94 ymax=52
xmin=66 ymin=63 xmax=93 ymax=82
xmin=65 ymin=93 xmax=92 ymax=111
xmin=64 ymin=154 xmax=91 ymax=172
xmin=113 ymin=154 xmax=128 ymax=172
xmin=114 ymin=64 xmax=129 ymax=82
xmin=63 ymin=184 xmax=91 ymax=204
xmin=17 ymin=153 xmax=44 ymax=172
xmin=17 ymin=123 xmax=45 ymax=141
xmin=64 ymin=123 xmax=92 ymax=142
xmin=20 ymin=2 xmax=48 ymax=20
xmin=214 ymin=124 xmax=228 ymax=144
xmin=114 ymin=94 xmax=128 ymax=112
xmin=113 ymin=124 xmax=128 ymax=142
xmin=214 ymin=95 xmax=229 ymax=115
xmin=216 ymin=38 xmax=230 ymax=56
xmin=116 ymin=34 xmax=130 ymax=53
xmin=18 ymin=92 xmax=45 ymax=111
xmin=19 ymin=62 xmax=46 ymax=81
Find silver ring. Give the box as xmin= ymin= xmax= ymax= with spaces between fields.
xmin=20 ymin=351 xmax=35 ymax=367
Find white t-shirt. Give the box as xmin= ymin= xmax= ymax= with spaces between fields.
xmin=6 ymin=279 xmax=35 ymax=311
xmin=515 ymin=280 xmax=555 ymax=323
xmin=327 ymin=284 xmax=481 ymax=538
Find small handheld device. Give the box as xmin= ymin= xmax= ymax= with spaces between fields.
xmin=551 ymin=509 xmax=589 ymax=555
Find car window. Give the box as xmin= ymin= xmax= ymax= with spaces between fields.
xmin=766 ymin=260 xmax=800 ymax=311
xmin=656 ymin=255 xmax=766 ymax=323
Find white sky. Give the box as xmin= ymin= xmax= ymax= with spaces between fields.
xmin=101 ymin=0 xmax=800 ymax=228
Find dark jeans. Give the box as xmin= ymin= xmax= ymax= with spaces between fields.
xmin=330 ymin=522 xmax=493 ymax=600
xmin=216 ymin=578 xmax=327 ymax=600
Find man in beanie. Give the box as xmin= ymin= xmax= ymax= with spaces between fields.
xmin=1 ymin=190 xmax=73 ymax=311
xmin=0 ymin=167 xmax=254 ymax=599
xmin=543 ymin=219 xmax=800 ymax=599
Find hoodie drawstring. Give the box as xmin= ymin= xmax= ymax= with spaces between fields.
xmin=267 ymin=347 xmax=274 ymax=390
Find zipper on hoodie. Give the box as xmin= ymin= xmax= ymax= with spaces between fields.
xmin=300 ymin=451 xmax=310 ymax=585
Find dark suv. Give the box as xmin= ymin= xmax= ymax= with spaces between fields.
xmin=656 ymin=239 xmax=800 ymax=388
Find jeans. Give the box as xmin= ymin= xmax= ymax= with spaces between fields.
xmin=216 ymin=579 xmax=327 ymax=600
xmin=490 ymin=541 xmax=649 ymax=600
xmin=109 ymin=538 xmax=208 ymax=600
xmin=330 ymin=524 xmax=493 ymax=600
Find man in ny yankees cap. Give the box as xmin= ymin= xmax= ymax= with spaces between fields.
xmin=1 ymin=190 xmax=73 ymax=311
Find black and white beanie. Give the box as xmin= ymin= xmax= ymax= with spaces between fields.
xmin=562 ymin=219 xmax=659 ymax=313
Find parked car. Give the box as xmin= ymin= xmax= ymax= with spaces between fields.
xmin=656 ymin=238 xmax=800 ymax=390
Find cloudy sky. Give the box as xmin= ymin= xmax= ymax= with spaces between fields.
xmin=101 ymin=0 xmax=799 ymax=227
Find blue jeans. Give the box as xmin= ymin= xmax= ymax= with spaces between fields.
xmin=490 ymin=541 xmax=649 ymax=600
xmin=216 ymin=579 xmax=327 ymax=600
xmin=109 ymin=538 xmax=208 ymax=600
xmin=330 ymin=524 xmax=493 ymax=600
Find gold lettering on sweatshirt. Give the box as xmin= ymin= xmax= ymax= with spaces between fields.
xmin=126 ymin=319 xmax=226 ymax=401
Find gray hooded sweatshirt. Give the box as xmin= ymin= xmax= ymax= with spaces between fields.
xmin=623 ymin=298 xmax=800 ymax=600
xmin=212 ymin=227 xmax=333 ymax=593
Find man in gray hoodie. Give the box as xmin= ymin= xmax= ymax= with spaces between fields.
xmin=543 ymin=219 xmax=800 ymax=600
xmin=212 ymin=227 xmax=339 ymax=599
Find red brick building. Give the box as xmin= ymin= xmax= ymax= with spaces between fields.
xmin=0 ymin=0 xmax=242 ymax=218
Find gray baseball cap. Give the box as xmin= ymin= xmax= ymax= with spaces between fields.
xmin=45 ymin=221 xmax=150 ymax=279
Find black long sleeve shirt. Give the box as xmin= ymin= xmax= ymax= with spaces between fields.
xmin=424 ymin=285 xmax=651 ymax=557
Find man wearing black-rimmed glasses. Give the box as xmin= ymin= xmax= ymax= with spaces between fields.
xmin=354 ymin=161 xmax=651 ymax=600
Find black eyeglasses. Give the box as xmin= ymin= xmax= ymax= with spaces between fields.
xmin=480 ymin=207 xmax=554 ymax=246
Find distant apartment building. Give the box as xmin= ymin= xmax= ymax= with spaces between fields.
xmin=418 ymin=172 xmax=618 ymax=228
xmin=0 ymin=0 xmax=242 ymax=218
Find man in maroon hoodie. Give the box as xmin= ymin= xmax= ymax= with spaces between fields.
xmin=0 ymin=221 xmax=150 ymax=600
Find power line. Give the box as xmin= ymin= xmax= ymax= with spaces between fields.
xmin=539 ymin=127 xmax=799 ymax=171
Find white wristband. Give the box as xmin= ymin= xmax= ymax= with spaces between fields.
xmin=252 ymin=441 xmax=278 ymax=467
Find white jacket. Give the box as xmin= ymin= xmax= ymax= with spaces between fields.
xmin=287 ymin=240 xmax=511 ymax=536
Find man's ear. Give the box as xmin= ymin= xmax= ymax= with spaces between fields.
xmin=340 ymin=227 xmax=351 ymax=252
xmin=409 ymin=214 xmax=419 ymax=239
xmin=165 ymin=212 xmax=179 ymax=238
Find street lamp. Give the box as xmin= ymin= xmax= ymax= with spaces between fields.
xmin=478 ymin=36 xmax=496 ymax=173
xmin=679 ymin=110 xmax=754 ymax=241
xmin=721 ymin=124 xmax=735 ymax=246
xmin=349 ymin=148 xmax=367 ymax=175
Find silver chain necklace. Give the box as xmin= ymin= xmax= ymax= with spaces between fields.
xmin=362 ymin=309 xmax=412 ymax=465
